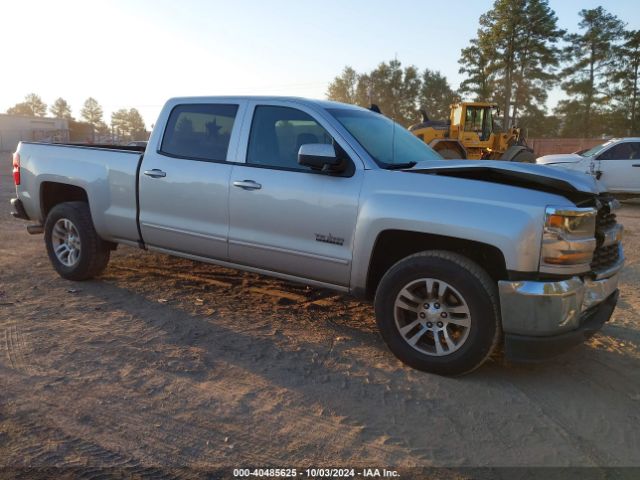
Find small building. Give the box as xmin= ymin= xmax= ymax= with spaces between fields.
xmin=0 ymin=114 xmax=69 ymax=152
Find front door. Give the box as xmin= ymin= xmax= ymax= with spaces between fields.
xmin=138 ymin=102 xmax=244 ymax=259
xmin=228 ymin=103 xmax=363 ymax=287
xmin=597 ymin=141 xmax=640 ymax=193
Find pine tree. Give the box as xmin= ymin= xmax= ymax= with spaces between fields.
xmin=557 ymin=7 xmax=624 ymax=137
xmin=24 ymin=93 xmax=47 ymax=117
xmin=610 ymin=29 xmax=640 ymax=135
xmin=326 ymin=67 xmax=359 ymax=105
xmin=458 ymin=0 xmax=563 ymax=125
xmin=127 ymin=108 xmax=146 ymax=140
xmin=111 ymin=108 xmax=147 ymax=142
xmin=111 ymin=108 xmax=129 ymax=140
xmin=458 ymin=41 xmax=494 ymax=102
xmin=326 ymin=59 xmax=422 ymax=126
xmin=50 ymin=98 xmax=73 ymax=119
xmin=7 ymin=93 xmax=47 ymax=117
xmin=81 ymin=98 xmax=103 ymax=126
xmin=419 ymin=69 xmax=460 ymax=121
xmin=81 ymin=98 xmax=104 ymax=140
xmin=510 ymin=0 xmax=564 ymax=122
xmin=358 ymin=60 xmax=421 ymax=126
xmin=6 ymin=103 xmax=33 ymax=116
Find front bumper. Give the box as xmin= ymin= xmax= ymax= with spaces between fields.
xmin=498 ymin=272 xmax=621 ymax=362
xmin=10 ymin=197 xmax=30 ymax=220
xmin=503 ymin=290 xmax=618 ymax=362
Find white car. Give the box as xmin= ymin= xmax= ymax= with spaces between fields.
xmin=537 ymin=138 xmax=640 ymax=195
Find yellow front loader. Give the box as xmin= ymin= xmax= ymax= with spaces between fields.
xmin=409 ymin=102 xmax=535 ymax=162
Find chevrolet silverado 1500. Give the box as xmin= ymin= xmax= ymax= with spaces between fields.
xmin=10 ymin=96 xmax=624 ymax=375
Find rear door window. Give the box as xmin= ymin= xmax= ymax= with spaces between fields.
xmin=160 ymin=104 xmax=238 ymax=161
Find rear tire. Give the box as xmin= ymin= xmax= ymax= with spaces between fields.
xmin=374 ymin=251 xmax=501 ymax=376
xmin=44 ymin=201 xmax=111 ymax=280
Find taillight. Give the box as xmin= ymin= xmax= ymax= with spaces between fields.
xmin=12 ymin=152 xmax=20 ymax=185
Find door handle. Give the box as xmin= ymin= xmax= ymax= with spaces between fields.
xmin=633 ymin=164 xmax=640 ymax=167
xmin=233 ymin=180 xmax=262 ymax=190
xmin=143 ymin=169 xmax=167 ymax=178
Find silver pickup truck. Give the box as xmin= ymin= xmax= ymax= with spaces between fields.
xmin=10 ymin=96 xmax=624 ymax=375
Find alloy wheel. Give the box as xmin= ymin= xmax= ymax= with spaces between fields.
xmin=394 ymin=278 xmax=471 ymax=356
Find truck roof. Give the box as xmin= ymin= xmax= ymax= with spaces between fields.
xmin=165 ymin=96 xmax=363 ymax=110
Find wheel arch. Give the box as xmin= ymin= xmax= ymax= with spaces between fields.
xmin=364 ymin=230 xmax=507 ymax=300
xmin=40 ymin=181 xmax=89 ymax=218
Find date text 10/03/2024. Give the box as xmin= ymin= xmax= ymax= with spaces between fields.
xmin=232 ymin=468 xmax=400 ymax=478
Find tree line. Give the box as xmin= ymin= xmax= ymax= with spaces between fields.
xmin=327 ymin=1 xmax=640 ymax=139
xmin=5 ymin=94 xmax=147 ymax=142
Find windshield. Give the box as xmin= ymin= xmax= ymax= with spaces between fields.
xmin=580 ymin=140 xmax=616 ymax=157
xmin=327 ymin=108 xmax=443 ymax=166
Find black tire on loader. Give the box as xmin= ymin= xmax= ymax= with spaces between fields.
xmin=437 ymin=148 xmax=464 ymax=160
xmin=511 ymin=149 xmax=536 ymax=163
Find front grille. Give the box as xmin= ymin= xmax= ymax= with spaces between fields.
xmin=591 ymin=243 xmax=620 ymax=271
xmin=596 ymin=208 xmax=616 ymax=231
xmin=591 ymin=197 xmax=621 ymax=273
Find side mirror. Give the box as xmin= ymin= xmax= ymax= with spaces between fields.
xmin=298 ymin=144 xmax=345 ymax=173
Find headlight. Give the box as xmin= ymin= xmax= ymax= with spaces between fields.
xmin=540 ymin=206 xmax=596 ymax=274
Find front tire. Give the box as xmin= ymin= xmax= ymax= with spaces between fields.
xmin=374 ymin=251 xmax=501 ymax=376
xmin=44 ymin=201 xmax=111 ymax=280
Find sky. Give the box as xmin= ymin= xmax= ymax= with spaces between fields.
xmin=1 ymin=0 xmax=639 ymax=128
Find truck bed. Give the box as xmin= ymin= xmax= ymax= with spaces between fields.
xmin=14 ymin=142 xmax=144 ymax=245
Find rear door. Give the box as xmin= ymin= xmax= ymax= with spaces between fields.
xmin=227 ymin=101 xmax=364 ymax=287
xmin=596 ymin=141 xmax=640 ymax=193
xmin=138 ymin=101 xmax=246 ymax=259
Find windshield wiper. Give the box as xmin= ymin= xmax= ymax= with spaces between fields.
xmin=383 ymin=161 xmax=417 ymax=170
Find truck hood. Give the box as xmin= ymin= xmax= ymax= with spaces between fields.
xmin=536 ymin=153 xmax=584 ymax=165
xmin=405 ymin=159 xmax=603 ymax=203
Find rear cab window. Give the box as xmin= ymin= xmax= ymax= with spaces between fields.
xmin=160 ymin=104 xmax=238 ymax=161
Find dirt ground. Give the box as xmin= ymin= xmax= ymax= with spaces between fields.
xmin=1 ymin=155 xmax=640 ymax=476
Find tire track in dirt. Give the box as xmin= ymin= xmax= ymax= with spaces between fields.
xmin=3 ymin=322 xmax=18 ymax=370
xmin=499 ymin=352 xmax=640 ymax=467
xmin=1 ymin=282 xmax=416 ymax=466
xmin=108 ymin=260 xmax=346 ymax=308
xmin=3 ymin=348 xmax=407 ymax=469
xmin=4 ymin=407 xmax=183 ymax=479
xmin=2 ymin=319 xmax=45 ymax=376
xmin=110 ymin=264 xmax=235 ymax=289
xmin=69 ymin=271 xmax=455 ymax=464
